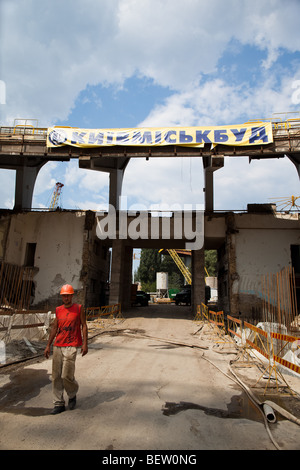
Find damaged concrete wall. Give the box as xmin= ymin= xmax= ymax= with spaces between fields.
xmin=2 ymin=211 xmax=86 ymax=307
xmin=225 ymin=211 xmax=300 ymax=319
xmin=0 ymin=209 xmax=111 ymax=313
xmin=0 ymin=215 xmax=10 ymax=259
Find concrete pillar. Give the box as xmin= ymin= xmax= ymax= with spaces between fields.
xmin=109 ymin=166 xmax=129 ymax=210
xmin=14 ymin=163 xmax=45 ymax=210
xmin=109 ymin=240 xmax=125 ymax=305
xmin=191 ymin=248 xmax=206 ymax=313
xmin=203 ymin=156 xmax=224 ymax=212
xmin=225 ymin=213 xmax=239 ymax=316
xmin=204 ymin=169 xmax=214 ymax=212
xmin=122 ymin=245 xmax=133 ymax=309
xmin=109 ymin=240 xmax=133 ymax=308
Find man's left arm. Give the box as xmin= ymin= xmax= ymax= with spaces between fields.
xmin=80 ymin=306 xmax=88 ymax=356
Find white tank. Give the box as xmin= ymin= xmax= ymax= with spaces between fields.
xmin=156 ymin=272 xmax=168 ymax=290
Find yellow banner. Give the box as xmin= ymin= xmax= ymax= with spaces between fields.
xmin=47 ymin=123 xmax=273 ymax=148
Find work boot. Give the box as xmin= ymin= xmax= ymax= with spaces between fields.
xmin=68 ymin=396 xmax=76 ymax=410
xmin=50 ymin=405 xmax=65 ymax=415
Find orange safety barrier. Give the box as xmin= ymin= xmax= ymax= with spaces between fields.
xmin=194 ymin=303 xmax=209 ymax=322
xmin=86 ymin=303 xmax=122 ymax=320
xmin=271 ymin=332 xmax=300 ymax=375
xmin=227 ymin=315 xmax=242 ymax=340
xmin=194 ymin=306 xmax=300 ymax=394
xmin=201 ymin=303 xmax=209 ymax=321
xmin=244 ymin=321 xmax=270 ymax=361
xmin=209 ymin=310 xmax=225 ymax=329
xmin=242 ymin=321 xmax=276 ymax=392
xmin=194 ymin=304 xmax=202 ymax=322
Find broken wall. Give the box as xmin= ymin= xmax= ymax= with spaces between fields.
xmin=0 ymin=210 xmax=110 ymax=309
xmin=220 ymin=210 xmax=300 ymax=319
xmin=2 ymin=211 xmax=86 ymax=307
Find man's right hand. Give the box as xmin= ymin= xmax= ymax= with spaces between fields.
xmin=44 ymin=345 xmax=51 ymax=359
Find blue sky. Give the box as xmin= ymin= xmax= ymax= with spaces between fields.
xmin=0 ymin=0 xmax=299 ymax=213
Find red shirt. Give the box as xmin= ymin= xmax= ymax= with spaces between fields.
xmin=54 ymin=303 xmax=83 ymax=347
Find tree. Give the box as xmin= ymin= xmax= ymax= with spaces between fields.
xmin=160 ymin=253 xmax=185 ymax=289
xmin=205 ymin=250 xmax=217 ymax=276
xmin=135 ymin=248 xmax=185 ymax=291
xmin=135 ymin=248 xmax=218 ymax=292
xmin=135 ymin=249 xmax=161 ymax=291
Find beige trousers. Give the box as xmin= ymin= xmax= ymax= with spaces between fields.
xmin=52 ymin=346 xmax=79 ymax=406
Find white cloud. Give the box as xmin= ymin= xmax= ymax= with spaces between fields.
xmin=1 ymin=0 xmax=300 ymax=126
xmin=0 ymin=170 xmax=15 ymax=209
xmin=123 ymin=157 xmax=204 ymax=208
xmin=139 ymin=72 xmax=300 ymax=128
xmin=31 ymin=159 xmax=109 ymax=208
xmin=33 ymin=162 xmax=58 ymax=196
xmin=214 ymin=156 xmax=300 ymax=210
xmin=63 ymin=160 xmax=109 ymax=193
xmin=238 ymin=1 xmax=300 ymax=68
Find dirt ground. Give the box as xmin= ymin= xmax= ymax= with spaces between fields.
xmin=0 ymin=303 xmax=300 ymax=451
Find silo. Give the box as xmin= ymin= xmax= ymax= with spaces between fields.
xmin=156 ymin=272 xmax=168 ymax=298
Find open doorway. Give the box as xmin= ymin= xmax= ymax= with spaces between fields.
xmin=204 ymin=250 xmax=218 ymax=308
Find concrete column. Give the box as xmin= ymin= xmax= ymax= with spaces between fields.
xmin=109 ymin=239 xmax=125 ymax=305
xmin=14 ymin=163 xmax=45 ymax=210
xmin=225 ymin=213 xmax=239 ymax=316
xmin=191 ymin=248 xmax=206 ymax=313
xmin=122 ymin=245 xmax=133 ymax=309
xmin=204 ymin=169 xmax=214 ymax=212
xmin=202 ymin=156 xmax=224 ymax=212
xmin=109 ymin=240 xmax=133 ymax=308
xmin=109 ymin=168 xmax=126 ymax=210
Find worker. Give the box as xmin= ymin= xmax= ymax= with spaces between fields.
xmin=44 ymin=284 xmax=88 ymax=415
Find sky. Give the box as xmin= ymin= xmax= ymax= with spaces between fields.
xmin=0 ymin=0 xmax=299 ymax=214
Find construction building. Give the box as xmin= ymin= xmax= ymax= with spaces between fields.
xmin=0 ymin=119 xmax=299 ymax=320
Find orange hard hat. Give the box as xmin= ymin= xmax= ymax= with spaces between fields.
xmin=60 ymin=284 xmax=74 ymax=295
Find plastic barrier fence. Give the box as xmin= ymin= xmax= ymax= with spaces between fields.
xmin=194 ymin=303 xmax=209 ymax=322
xmin=86 ymin=303 xmax=122 ymax=320
xmin=196 ymin=305 xmax=300 ymax=378
xmin=244 ymin=321 xmax=270 ymax=361
xmin=271 ymin=332 xmax=300 ymax=375
xmin=209 ymin=310 xmax=224 ymax=328
xmin=227 ymin=315 xmax=242 ymax=341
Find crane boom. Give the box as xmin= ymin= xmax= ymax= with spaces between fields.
xmin=160 ymin=248 xmax=209 ymax=284
xmin=49 ymin=182 xmax=64 ymax=210
xmin=167 ymin=249 xmax=192 ymax=285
